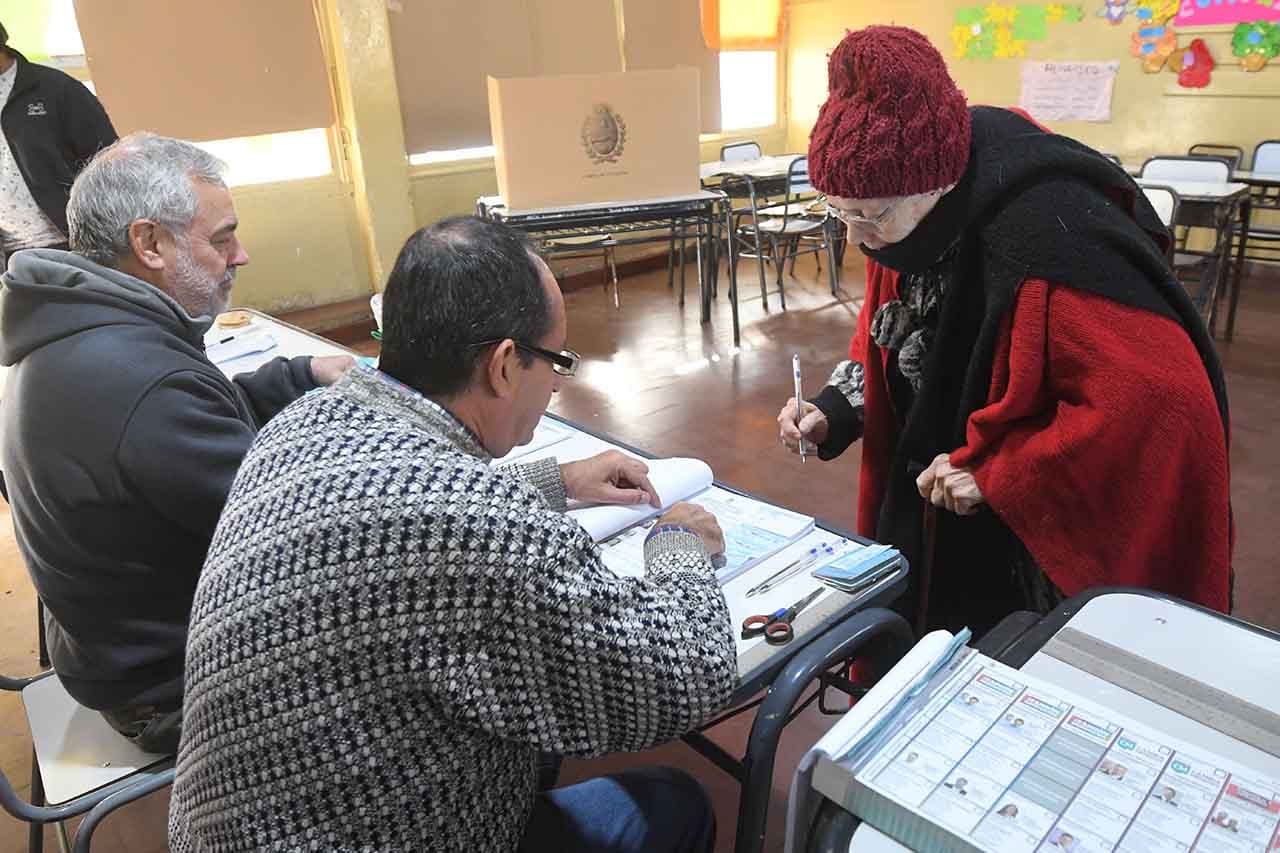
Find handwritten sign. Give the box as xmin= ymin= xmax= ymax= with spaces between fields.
xmin=1019 ymin=61 xmax=1119 ymax=122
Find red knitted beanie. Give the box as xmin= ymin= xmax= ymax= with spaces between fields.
xmin=808 ymin=26 xmax=971 ymax=200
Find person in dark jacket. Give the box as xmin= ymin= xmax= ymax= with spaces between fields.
xmin=0 ymin=21 xmax=117 ymax=261
xmin=0 ymin=132 xmax=353 ymax=753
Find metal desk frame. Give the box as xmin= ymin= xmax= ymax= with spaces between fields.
xmin=702 ymin=156 xmax=848 ymax=324
xmin=1135 ymin=178 xmax=1250 ymax=340
xmin=1225 ymin=170 xmax=1280 ymax=340
xmin=476 ymin=192 xmax=750 ymax=347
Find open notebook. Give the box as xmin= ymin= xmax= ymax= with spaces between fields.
xmin=495 ymin=418 xmax=814 ymax=585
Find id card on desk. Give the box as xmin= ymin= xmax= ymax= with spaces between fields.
xmin=814 ymin=544 xmax=900 ymax=592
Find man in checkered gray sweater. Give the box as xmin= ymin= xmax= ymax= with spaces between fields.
xmin=169 ymin=217 xmax=739 ymax=852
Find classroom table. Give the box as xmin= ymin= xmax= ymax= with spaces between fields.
xmin=1124 ymin=162 xmax=1280 ymax=190
xmin=203 ymin=308 xmax=355 ymax=373
xmin=475 ymin=191 xmax=749 ymax=346
xmin=1135 ymin=177 xmax=1251 ymax=340
xmin=1126 ymin=162 xmax=1261 ymax=339
xmin=799 ymin=587 xmax=1280 ymax=852
xmin=207 ymin=309 xmax=917 ymax=853
xmin=1230 ymin=170 xmax=1280 ymax=188
xmin=700 ymin=153 xmax=844 ymax=305
xmin=700 ymin=153 xmax=804 ymax=187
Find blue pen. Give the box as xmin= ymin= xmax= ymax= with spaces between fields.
xmin=745 ymin=542 xmax=837 ymax=598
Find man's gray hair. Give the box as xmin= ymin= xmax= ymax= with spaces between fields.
xmin=67 ymin=132 xmax=228 ymax=266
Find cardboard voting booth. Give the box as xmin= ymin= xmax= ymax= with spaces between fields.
xmin=487 ymin=68 xmax=701 ymax=211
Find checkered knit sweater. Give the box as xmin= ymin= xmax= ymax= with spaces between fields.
xmin=168 ymin=367 xmax=738 ymax=852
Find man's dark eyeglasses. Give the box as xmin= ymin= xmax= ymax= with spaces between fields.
xmin=471 ymin=339 xmax=581 ymax=377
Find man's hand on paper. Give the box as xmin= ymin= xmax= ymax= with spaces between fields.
xmin=309 ymin=355 xmax=357 ymax=386
xmin=657 ymin=502 xmax=726 ymax=557
xmin=915 ymin=452 xmax=984 ymax=516
xmin=561 ymin=450 xmax=661 ymax=508
xmin=776 ymin=397 xmax=827 ymax=456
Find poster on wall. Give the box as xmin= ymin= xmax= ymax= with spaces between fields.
xmin=952 ymin=3 xmax=1085 ymax=59
xmin=1019 ymin=60 xmax=1120 ymax=120
xmin=1174 ymin=0 xmax=1280 ymax=27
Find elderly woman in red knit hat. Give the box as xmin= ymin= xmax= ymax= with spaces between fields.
xmin=777 ymin=25 xmax=1232 ymax=635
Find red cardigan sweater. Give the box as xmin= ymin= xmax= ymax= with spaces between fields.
xmin=851 ymin=259 xmax=1232 ymax=611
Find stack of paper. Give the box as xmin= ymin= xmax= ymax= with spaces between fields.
xmin=204 ymin=330 xmax=280 ymax=375
xmin=808 ymin=643 xmax=1280 ymax=853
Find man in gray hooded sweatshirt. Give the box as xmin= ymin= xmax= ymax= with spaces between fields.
xmin=0 ymin=132 xmax=352 ymax=752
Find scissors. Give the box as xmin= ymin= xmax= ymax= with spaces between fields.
xmin=740 ymin=588 xmax=824 ymax=646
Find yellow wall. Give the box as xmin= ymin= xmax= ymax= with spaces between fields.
xmin=230 ymin=0 xmax=792 ymax=314
xmin=73 ymin=0 xmax=1280 ymax=315
xmin=229 ymin=176 xmax=371 ymax=312
xmin=787 ymin=0 xmax=1280 ymax=165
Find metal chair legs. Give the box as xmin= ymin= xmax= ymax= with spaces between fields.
xmin=37 ymin=599 xmax=49 ymax=670
xmin=605 ymin=247 xmax=619 ymax=309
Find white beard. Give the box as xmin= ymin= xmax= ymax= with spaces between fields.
xmin=172 ymin=240 xmax=233 ymax=318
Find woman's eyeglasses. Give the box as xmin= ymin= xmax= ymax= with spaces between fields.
xmin=825 ymin=198 xmax=900 ymax=230
xmin=471 ymin=339 xmax=581 ymax=377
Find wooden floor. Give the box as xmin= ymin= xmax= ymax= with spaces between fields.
xmin=2 ymin=255 xmax=1277 ymax=851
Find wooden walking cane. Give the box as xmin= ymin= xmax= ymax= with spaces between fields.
xmin=916 ymin=499 xmax=939 ymax=638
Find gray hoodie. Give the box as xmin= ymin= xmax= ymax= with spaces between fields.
xmin=0 ymin=249 xmax=317 ymax=710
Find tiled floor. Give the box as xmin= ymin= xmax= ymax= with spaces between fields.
xmin=2 ymin=255 xmax=1277 ymax=851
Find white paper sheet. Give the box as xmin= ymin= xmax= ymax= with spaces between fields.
xmin=688 ymin=486 xmax=814 ymax=584
xmin=784 ymin=631 xmax=961 ymax=853
xmin=205 ymin=329 xmax=279 ymax=371
xmin=1019 ymin=61 xmax=1118 ymax=123
xmin=568 ymin=457 xmax=713 ymax=541
xmin=597 ymin=486 xmax=816 ymax=583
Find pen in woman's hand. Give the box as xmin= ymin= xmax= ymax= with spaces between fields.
xmin=792 ymin=354 xmax=806 ymax=463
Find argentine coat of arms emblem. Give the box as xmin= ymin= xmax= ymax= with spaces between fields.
xmin=580 ymin=104 xmax=627 ymax=164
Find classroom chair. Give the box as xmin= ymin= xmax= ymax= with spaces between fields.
xmin=544 ymin=234 xmax=621 ymax=309
xmin=1142 ymin=158 xmax=1232 ymax=317
xmin=1255 ymin=139 xmax=1280 ymax=174
xmin=1140 ymin=154 xmax=1230 ymax=184
xmin=1141 ymin=184 xmax=1180 ymax=229
xmin=719 ymin=140 xmax=763 ymax=163
xmin=1232 ymin=139 xmax=1280 ymax=267
xmin=1139 ymin=184 xmax=1180 ymax=263
xmin=1 ymin=666 xmax=175 ymax=853
xmin=1187 ymin=143 xmax=1245 ymax=174
xmin=673 ymin=140 xmax=766 ymax=296
xmin=726 ymin=156 xmax=838 ymax=310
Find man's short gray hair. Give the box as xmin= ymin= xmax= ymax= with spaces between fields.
xmin=67 ymin=132 xmax=228 ymax=266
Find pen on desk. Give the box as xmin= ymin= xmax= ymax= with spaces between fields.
xmin=745 ymin=542 xmax=836 ymax=598
xmin=792 ymin=353 xmax=806 ymax=463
